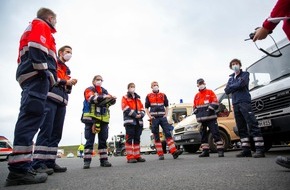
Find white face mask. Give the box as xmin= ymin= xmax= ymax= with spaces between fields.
xmin=63 ymin=53 xmax=72 ymax=61
xmin=129 ymin=88 xmax=135 ymax=93
xmin=94 ymin=80 xmax=102 ymax=86
xmin=232 ymin=65 xmax=240 ymax=72
xmin=198 ymin=84 xmax=206 ymax=90
xmin=153 ymin=86 xmax=159 ymax=92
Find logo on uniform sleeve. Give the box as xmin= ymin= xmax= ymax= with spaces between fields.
xmin=40 ymin=35 xmax=46 ymax=44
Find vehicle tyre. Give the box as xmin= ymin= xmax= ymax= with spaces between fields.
xmin=208 ymin=130 xmax=229 ymax=153
xmin=121 ymin=149 xmax=127 ymax=156
xmin=183 ymin=144 xmax=200 ymax=153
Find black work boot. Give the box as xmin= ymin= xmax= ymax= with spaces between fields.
xmin=136 ymin=157 xmax=146 ymax=162
xmin=51 ymin=164 xmax=67 ymax=172
xmin=6 ymin=169 xmax=48 ymax=186
xmin=100 ymin=160 xmax=112 ymax=167
xmin=199 ymin=150 xmax=209 ymax=157
xmin=236 ymin=150 xmax=252 ymax=157
xmin=34 ymin=163 xmax=54 ymax=175
xmin=253 ymin=150 xmax=265 ymax=158
xmin=127 ymin=159 xmax=137 ymax=163
xmin=276 ymin=156 xmax=290 ymax=169
xmin=83 ymin=162 xmax=90 ymax=169
xmin=218 ymin=150 xmax=224 ymax=157
xmin=173 ymin=149 xmax=183 ymax=159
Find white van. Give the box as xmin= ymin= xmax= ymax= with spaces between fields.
xmin=0 ymin=136 xmax=13 ymax=161
xmin=245 ymin=38 xmax=290 ymax=150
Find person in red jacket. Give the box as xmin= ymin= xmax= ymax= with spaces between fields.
xmin=121 ymin=83 xmax=146 ymax=163
xmin=32 ymin=45 xmax=77 ymax=174
xmin=81 ymin=75 xmax=116 ymax=169
xmin=253 ymin=0 xmax=290 ymax=41
xmin=145 ymin=81 xmax=183 ymax=160
xmin=6 ymin=7 xmax=57 ymax=186
xmin=193 ymin=78 xmax=224 ymax=157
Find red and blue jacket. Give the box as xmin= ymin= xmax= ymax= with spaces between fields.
xmin=122 ymin=92 xmax=145 ymax=127
xmin=145 ymin=91 xmax=168 ymax=117
xmin=16 ymin=18 xmax=57 ymax=86
xmin=47 ymin=58 xmax=71 ymax=106
xmin=193 ymin=88 xmax=219 ymax=122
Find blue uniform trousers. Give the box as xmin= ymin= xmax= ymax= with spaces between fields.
xmin=151 ymin=117 xmax=172 ymax=141
xmin=233 ymin=102 xmax=264 ymax=151
xmin=125 ymin=123 xmax=143 ymax=144
xmin=32 ymin=98 xmax=66 ymax=169
xmin=200 ymin=119 xmax=221 ymax=143
xmin=8 ymin=76 xmax=49 ymax=173
xmin=84 ymin=122 xmax=109 ymax=163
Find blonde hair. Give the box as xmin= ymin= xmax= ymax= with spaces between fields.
xmin=151 ymin=81 xmax=158 ymax=88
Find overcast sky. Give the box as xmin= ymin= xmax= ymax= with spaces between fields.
xmin=0 ymin=0 xmax=287 ymax=146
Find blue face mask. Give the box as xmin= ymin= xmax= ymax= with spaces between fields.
xmin=232 ymin=65 xmax=240 ymax=72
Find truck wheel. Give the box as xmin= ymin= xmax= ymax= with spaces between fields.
xmin=183 ymin=144 xmax=200 ymax=153
xmin=208 ymin=130 xmax=229 ymax=153
xmin=121 ymin=149 xmax=127 ymax=156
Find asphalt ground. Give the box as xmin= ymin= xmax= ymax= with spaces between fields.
xmin=1 ymin=146 xmax=289 ymax=190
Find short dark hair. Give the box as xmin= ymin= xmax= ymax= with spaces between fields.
xmin=92 ymin=75 xmax=103 ymax=83
xmin=127 ymin=82 xmax=135 ymax=89
xmin=229 ymin=58 xmax=242 ymax=69
xmin=197 ymin=78 xmax=204 ymax=84
xmin=58 ymin=45 xmax=72 ymax=56
xmin=37 ymin=8 xmax=56 ymax=20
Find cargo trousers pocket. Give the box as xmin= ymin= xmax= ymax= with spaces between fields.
xmin=23 ymin=91 xmax=47 ymax=116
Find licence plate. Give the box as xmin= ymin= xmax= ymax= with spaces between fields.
xmin=174 ymin=135 xmax=181 ymax=141
xmin=258 ymin=119 xmax=272 ymax=128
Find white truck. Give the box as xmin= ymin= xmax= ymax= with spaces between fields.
xmin=140 ymin=128 xmax=156 ymax=155
xmin=245 ymin=38 xmax=290 ymax=151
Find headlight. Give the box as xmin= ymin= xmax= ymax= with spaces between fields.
xmin=184 ymin=123 xmax=200 ymax=132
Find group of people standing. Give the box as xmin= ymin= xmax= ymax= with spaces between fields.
xmin=6 ymin=0 xmax=290 ymax=186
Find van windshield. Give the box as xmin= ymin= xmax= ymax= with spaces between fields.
xmin=247 ymin=43 xmax=290 ymax=91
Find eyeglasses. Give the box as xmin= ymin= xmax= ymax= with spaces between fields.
xmin=95 ymin=79 xmax=103 ymax=82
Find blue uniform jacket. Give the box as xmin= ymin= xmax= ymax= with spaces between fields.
xmin=224 ymin=70 xmax=251 ymax=105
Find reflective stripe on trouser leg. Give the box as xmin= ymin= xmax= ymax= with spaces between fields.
xmin=33 ymin=145 xmax=48 ymax=160
xmin=240 ymin=137 xmax=251 ymax=151
xmin=154 ymin=140 xmax=163 ymax=156
xmin=133 ymin=144 xmax=141 ymax=159
xmin=201 ymin=143 xmax=209 ymax=150
xmin=253 ymin=136 xmax=264 ymax=151
xmin=83 ymin=149 xmax=92 ymax=161
xmin=125 ymin=142 xmax=134 ymax=160
xmin=216 ymin=141 xmax=224 ymax=151
xmin=166 ymin=138 xmax=177 ymax=154
xmin=98 ymin=148 xmax=108 ymax=161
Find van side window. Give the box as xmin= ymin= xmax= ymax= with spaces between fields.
xmin=172 ymin=108 xmax=187 ymax=123
xmin=217 ymin=95 xmax=231 ymax=117
xmin=0 ymin=142 xmax=7 ymax=148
